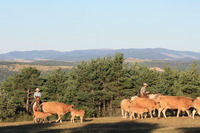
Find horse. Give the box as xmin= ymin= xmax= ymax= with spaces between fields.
xmin=33 ymin=96 xmax=41 ymax=112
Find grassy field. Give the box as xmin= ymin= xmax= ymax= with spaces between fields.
xmin=1 ymin=117 xmax=200 ymax=133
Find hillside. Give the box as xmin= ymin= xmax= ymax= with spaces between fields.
xmin=0 ymin=48 xmax=200 ymax=61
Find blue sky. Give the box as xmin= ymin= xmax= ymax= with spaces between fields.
xmin=0 ymin=0 xmax=200 ymax=54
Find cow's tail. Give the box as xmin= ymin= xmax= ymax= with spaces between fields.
xmin=40 ymin=103 xmax=43 ymax=112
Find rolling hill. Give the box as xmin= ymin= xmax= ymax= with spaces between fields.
xmin=0 ymin=48 xmax=199 ymax=61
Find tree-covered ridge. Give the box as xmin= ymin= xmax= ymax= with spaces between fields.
xmin=0 ymin=53 xmax=200 ymax=121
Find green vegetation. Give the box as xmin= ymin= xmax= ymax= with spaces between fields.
xmin=0 ymin=53 xmax=200 ymax=122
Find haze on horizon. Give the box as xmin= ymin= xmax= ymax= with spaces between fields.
xmin=0 ymin=0 xmax=200 ymax=54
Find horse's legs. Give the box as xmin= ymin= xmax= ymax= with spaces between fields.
xmin=32 ymin=102 xmax=36 ymax=112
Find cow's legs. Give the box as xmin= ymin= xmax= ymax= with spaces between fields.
xmin=192 ymin=109 xmax=196 ymax=119
xmin=149 ymin=109 xmax=153 ymax=118
xmin=158 ymin=108 xmax=165 ymax=118
xmin=47 ymin=117 xmax=51 ymax=123
xmin=125 ymin=111 xmax=127 ymax=118
xmin=153 ymin=109 xmax=156 ymax=116
xmin=162 ymin=108 xmax=168 ymax=118
xmin=140 ymin=113 xmax=143 ymax=119
xmin=185 ymin=110 xmax=191 ymax=117
xmin=80 ymin=116 xmax=83 ymax=123
xmin=56 ymin=114 xmax=63 ymax=123
xmin=177 ymin=109 xmax=181 ymax=118
xmin=60 ymin=114 xmax=63 ymax=123
xmin=132 ymin=112 xmax=136 ymax=119
xmin=71 ymin=116 xmax=75 ymax=123
xmin=34 ymin=117 xmax=37 ymax=123
xmin=121 ymin=109 xmax=124 ymax=118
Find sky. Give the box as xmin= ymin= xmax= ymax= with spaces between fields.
xmin=0 ymin=0 xmax=200 ymax=54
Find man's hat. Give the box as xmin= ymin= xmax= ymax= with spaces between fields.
xmin=143 ymin=83 xmax=148 ymax=86
xmin=36 ymin=88 xmax=40 ymax=91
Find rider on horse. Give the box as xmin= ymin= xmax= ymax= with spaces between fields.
xmin=34 ymin=88 xmax=41 ymax=98
xmin=140 ymin=83 xmax=150 ymax=98
xmin=32 ymin=88 xmax=42 ymax=112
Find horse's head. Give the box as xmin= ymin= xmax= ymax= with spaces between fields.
xmin=35 ymin=96 xmax=41 ymax=104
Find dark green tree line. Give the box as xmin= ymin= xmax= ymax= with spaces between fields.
xmin=0 ymin=53 xmax=200 ymax=121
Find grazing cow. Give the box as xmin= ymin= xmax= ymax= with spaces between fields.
xmin=148 ymin=93 xmax=163 ymax=100
xmin=71 ymin=109 xmax=85 ymax=123
xmin=130 ymin=96 xmax=138 ymax=101
xmin=131 ymin=97 xmax=160 ymax=118
xmin=129 ymin=105 xmax=148 ymax=120
xmin=120 ymin=99 xmax=131 ymax=118
xmin=33 ymin=111 xmax=52 ymax=123
xmin=192 ymin=97 xmax=200 ymax=119
xmin=41 ymin=102 xmax=74 ymax=123
xmin=157 ymin=96 xmax=194 ymax=118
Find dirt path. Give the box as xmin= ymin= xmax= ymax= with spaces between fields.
xmin=0 ymin=117 xmax=200 ymax=133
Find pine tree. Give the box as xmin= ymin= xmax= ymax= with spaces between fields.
xmin=1 ymin=67 xmax=42 ymax=113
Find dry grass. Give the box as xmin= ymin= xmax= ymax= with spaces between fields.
xmin=1 ymin=117 xmax=200 ymax=133
xmin=0 ymin=64 xmax=73 ymax=71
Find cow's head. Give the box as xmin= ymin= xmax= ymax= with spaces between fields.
xmin=193 ymin=98 xmax=200 ymax=114
xmin=68 ymin=104 xmax=74 ymax=112
xmin=46 ymin=112 xmax=53 ymax=117
xmin=155 ymin=102 xmax=161 ymax=109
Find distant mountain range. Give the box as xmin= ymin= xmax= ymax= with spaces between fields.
xmin=0 ymin=48 xmax=200 ymax=61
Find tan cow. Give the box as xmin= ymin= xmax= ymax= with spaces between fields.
xmin=120 ymin=99 xmax=131 ymax=118
xmin=71 ymin=109 xmax=85 ymax=123
xmin=157 ymin=96 xmax=194 ymax=118
xmin=41 ymin=102 xmax=74 ymax=123
xmin=131 ymin=97 xmax=160 ymax=118
xmin=33 ymin=111 xmax=52 ymax=123
xmin=192 ymin=97 xmax=200 ymax=119
xmin=129 ymin=105 xmax=148 ymax=120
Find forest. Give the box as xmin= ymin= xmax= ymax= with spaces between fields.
xmin=0 ymin=53 xmax=200 ymax=122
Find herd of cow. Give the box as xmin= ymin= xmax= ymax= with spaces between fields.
xmin=33 ymin=102 xmax=85 ymax=123
xmin=33 ymin=94 xmax=200 ymax=124
xmin=121 ymin=94 xmax=200 ymax=120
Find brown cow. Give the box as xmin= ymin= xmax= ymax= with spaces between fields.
xmin=33 ymin=111 xmax=52 ymax=123
xmin=71 ymin=109 xmax=85 ymax=123
xmin=192 ymin=97 xmax=200 ymax=119
xmin=120 ymin=99 xmax=131 ymax=118
xmin=148 ymin=93 xmax=163 ymax=100
xmin=129 ymin=105 xmax=148 ymax=120
xmin=131 ymin=97 xmax=160 ymax=118
xmin=157 ymin=96 xmax=194 ymax=118
xmin=41 ymin=102 xmax=74 ymax=123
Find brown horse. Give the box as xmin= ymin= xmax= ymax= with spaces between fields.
xmin=33 ymin=96 xmax=41 ymax=112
